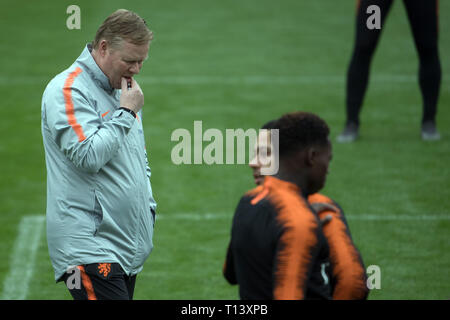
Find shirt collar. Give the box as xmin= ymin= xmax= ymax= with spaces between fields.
xmin=76 ymin=43 xmax=115 ymax=94
xmin=264 ymin=176 xmax=305 ymax=197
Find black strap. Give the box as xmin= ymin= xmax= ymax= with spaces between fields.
xmin=119 ymin=107 xmax=136 ymax=118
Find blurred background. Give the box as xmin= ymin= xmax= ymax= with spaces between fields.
xmin=0 ymin=0 xmax=448 ymax=299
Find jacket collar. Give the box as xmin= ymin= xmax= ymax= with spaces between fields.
xmin=76 ymin=43 xmax=115 ymax=94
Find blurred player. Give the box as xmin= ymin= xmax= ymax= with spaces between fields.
xmin=338 ymin=0 xmax=441 ymax=142
xmin=223 ymin=112 xmax=367 ymax=299
xmin=247 ymin=119 xmax=369 ymax=299
xmin=41 ymin=9 xmax=156 ymax=300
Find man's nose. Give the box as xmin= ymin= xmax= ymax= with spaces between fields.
xmin=249 ymin=156 xmax=260 ymax=168
xmin=129 ymin=62 xmax=141 ymax=75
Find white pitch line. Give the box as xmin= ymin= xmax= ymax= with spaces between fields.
xmin=138 ymin=74 xmax=420 ymax=85
xmin=155 ymin=213 xmax=449 ymax=221
xmin=347 ymin=214 xmax=450 ymax=221
xmin=1 ymin=215 xmax=45 ymax=300
xmin=156 ymin=213 xmax=230 ymax=221
xmin=0 ymin=74 xmax=435 ymax=86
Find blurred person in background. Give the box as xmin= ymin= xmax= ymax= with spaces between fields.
xmin=223 ymin=112 xmax=368 ymax=299
xmin=248 ymin=118 xmax=369 ymax=299
xmin=337 ymin=0 xmax=441 ymax=142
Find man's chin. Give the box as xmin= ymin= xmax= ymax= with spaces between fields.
xmin=254 ymin=176 xmax=264 ymax=186
xmin=311 ymin=182 xmax=326 ymax=195
xmin=110 ymin=80 xmax=121 ymax=89
xmin=114 ymin=77 xmax=132 ymax=89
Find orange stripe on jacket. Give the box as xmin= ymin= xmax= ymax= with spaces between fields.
xmin=356 ymin=0 xmax=361 ymax=13
xmin=254 ymin=177 xmax=318 ymax=300
xmin=63 ymin=67 xmax=86 ymax=142
xmin=308 ymin=193 xmax=368 ymax=300
xmin=77 ymin=265 xmax=97 ymax=300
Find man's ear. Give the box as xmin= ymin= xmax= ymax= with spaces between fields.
xmin=306 ymin=146 xmax=316 ymax=167
xmin=98 ymin=40 xmax=109 ymax=57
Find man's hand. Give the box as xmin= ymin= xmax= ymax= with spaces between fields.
xmin=310 ymin=202 xmax=337 ymax=227
xmin=120 ymin=77 xmax=144 ymax=114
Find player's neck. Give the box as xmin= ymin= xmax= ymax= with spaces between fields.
xmin=274 ymin=168 xmax=309 ymax=197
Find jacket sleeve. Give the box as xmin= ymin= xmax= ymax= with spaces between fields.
xmin=308 ymin=194 xmax=369 ymax=300
xmin=139 ymin=110 xmax=157 ymax=212
xmin=144 ymin=143 xmax=157 ymax=212
xmin=43 ymin=78 xmax=136 ymax=173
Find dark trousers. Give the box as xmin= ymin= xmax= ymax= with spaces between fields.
xmin=346 ymin=0 xmax=441 ymax=125
xmin=60 ymin=263 xmax=136 ymax=300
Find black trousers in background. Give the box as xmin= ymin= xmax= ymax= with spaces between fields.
xmin=346 ymin=0 xmax=441 ymax=126
xmin=60 ymin=263 xmax=137 ymax=300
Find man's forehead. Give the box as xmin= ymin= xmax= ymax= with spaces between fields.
xmin=117 ymin=40 xmax=149 ymax=59
xmin=318 ymin=139 xmax=333 ymax=155
xmin=254 ymin=131 xmax=272 ymax=151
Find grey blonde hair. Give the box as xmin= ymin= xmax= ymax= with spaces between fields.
xmin=92 ymin=9 xmax=153 ymax=49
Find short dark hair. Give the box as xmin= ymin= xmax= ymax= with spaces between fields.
xmin=275 ymin=112 xmax=330 ymax=157
xmin=261 ymin=119 xmax=278 ymax=130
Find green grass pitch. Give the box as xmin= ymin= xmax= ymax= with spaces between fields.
xmin=0 ymin=0 xmax=449 ymax=300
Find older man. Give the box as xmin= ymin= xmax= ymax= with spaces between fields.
xmin=41 ymin=9 xmax=156 ymax=300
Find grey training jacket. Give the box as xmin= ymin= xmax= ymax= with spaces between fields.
xmin=41 ymin=45 xmax=157 ymax=281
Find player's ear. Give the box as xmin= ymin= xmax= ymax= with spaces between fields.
xmin=306 ymin=146 xmax=317 ymax=167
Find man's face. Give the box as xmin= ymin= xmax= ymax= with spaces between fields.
xmin=308 ymin=140 xmax=333 ymax=194
xmin=249 ymin=131 xmax=272 ymax=186
xmin=101 ymin=40 xmax=149 ymax=89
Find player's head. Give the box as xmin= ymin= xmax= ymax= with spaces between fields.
xmin=276 ymin=111 xmax=332 ymax=195
xmin=91 ymin=9 xmax=153 ymax=89
xmin=249 ymin=120 xmax=278 ymax=185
